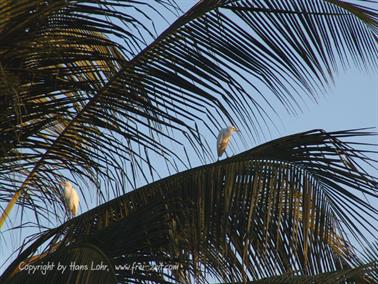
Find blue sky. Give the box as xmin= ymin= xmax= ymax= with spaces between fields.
xmin=279 ymin=70 xmax=377 ymax=136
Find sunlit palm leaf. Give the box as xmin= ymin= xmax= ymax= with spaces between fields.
xmin=0 ymin=0 xmax=180 ymax=228
xmin=2 ymin=130 xmax=377 ymax=283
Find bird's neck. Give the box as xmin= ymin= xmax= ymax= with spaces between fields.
xmin=64 ymin=186 xmax=72 ymax=194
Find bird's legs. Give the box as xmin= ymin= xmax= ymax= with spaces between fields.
xmin=64 ymin=211 xmax=71 ymax=223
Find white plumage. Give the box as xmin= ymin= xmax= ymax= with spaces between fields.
xmin=217 ymin=126 xmax=239 ymax=158
xmin=60 ymin=181 xmax=79 ymax=217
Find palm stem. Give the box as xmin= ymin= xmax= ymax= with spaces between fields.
xmin=0 ymin=189 xmax=22 ymax=229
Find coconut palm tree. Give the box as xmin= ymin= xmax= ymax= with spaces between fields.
xmin=0 ymin=0 xmax=377 ymax=283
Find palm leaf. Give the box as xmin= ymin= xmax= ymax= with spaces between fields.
xmin=240 ymin=242 xmax=378 ymax=283
xmin=1 ymin=0 xmax=377 ymax=232
xmin=0 ymin=0 xmax=180 ymax=229
xmin=2 ymin=129 xmax=377 ymax=283
xmin=5 ymin=243 xmax=117 ymax=284
xmin=232 ymin=265 xmax=376 ymax=283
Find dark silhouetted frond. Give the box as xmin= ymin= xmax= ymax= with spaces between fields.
xmin=2 ymin=130 xmax=377 ymax=283
xmin=1 ymin=0 xmax=377 ymax=235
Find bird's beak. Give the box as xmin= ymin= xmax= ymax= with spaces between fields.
xmin=235 ymin=128 xmax=240 ymax=132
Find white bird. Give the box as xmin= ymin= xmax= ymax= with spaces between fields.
xmin=217 ymin=126 xmax=239 ymax=159
xmin=60 ymin=181 xmax=79 ymax=218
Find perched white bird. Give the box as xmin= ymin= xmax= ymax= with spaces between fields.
xmin=60 ymin=181 xmax=79 ymax=217
xmin=217 ymin=126 xmax=239 ymax=159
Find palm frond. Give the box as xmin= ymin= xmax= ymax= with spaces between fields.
xmin=2 ymin=129 xmax=377 ymax=283
xmin=1 ymin=0 xmax=377 ymax=233
xmin=245 ymin=242 xmax=378 ymax=283
xmin=0 ymin=0 xmax=181 ymax=229
xmin=237 ymin=264 xmax=376 ymax=283
xmin=5 ymin=243 xmax=117 ymax=284
xmin=350 ymin=242 xmax=378 ymax=283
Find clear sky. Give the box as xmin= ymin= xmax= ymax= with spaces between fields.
xmin=1 ymin=0 xmax=377 ymax=278
xmin=277 ymin=70 xmax=377 ymax=137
